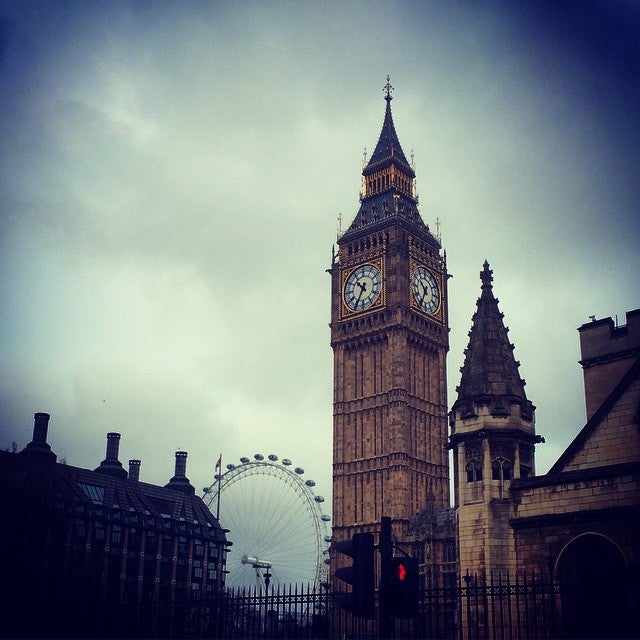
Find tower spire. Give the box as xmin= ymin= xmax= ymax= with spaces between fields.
xmin=365 ymin=76 xmax=411 ymax=172
xmin=341 ymin=79 xmax=436 ymax=244
xmin=452 ymin=261 xmax=533 ymax=420
xmin=449 ymin=263 xmax=541 ymax=577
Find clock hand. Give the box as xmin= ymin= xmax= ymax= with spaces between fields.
xmin=415 ymin=281 xmax=427 ymax=307
xmin=355 ymin=281 xmax=368 ymax=309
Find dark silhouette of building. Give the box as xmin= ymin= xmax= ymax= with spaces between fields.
xmin=0 ymin=413 xmax=229 ymax=638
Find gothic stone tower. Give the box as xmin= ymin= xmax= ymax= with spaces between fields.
xmin=330 ymin=82 xmax=450 ymax=553
xmin=449 ymin=262 xmax=543 ymax=575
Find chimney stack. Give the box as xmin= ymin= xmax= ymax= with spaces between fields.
xmin=94 ymin=432 xmax=128 ymax=479
xmin=19 ymin=412 xmax=57 ymax=462
xmin=128 ymin=459 xmax=141 ymax=482
xmin=106 ymin=432 xmax=120 ymax=461
xmin=165 ymin=451 xmax=195 ymax=495
xmin=175 ymin=451 xmax=187 ymax=477
xmin=33 ymin=412 xmax=50 ymax=445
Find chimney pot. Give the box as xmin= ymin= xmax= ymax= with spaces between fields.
xmin=165 ymin=451 xmax=194 ymax=495
xmin=94 ymin=432 xmax=127 ymax=479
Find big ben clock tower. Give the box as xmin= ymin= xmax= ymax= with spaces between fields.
xmin=330 ymin=80 xmax=450 ymax=551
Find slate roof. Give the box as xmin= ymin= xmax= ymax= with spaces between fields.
xmin=452 ymin=261 xmax=534 ymax=420
xmin=344 ymin=190 xmax=432 ymax=241
xmin=0 ymin=449 xmax=226 ymax=541
xmin=412 ymin=505 xmax=456 ymax=530
xmin=363 ymin=93 xmax=414 ymax=177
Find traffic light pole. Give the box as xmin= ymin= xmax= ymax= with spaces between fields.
xmin=379 ymin=516 xmax=393 ymax=639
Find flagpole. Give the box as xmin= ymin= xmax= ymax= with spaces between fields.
xmin=215 ymin=453 xmax=222 ymax=521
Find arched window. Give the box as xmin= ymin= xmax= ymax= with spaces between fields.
xmin=465 ymin=445 xmax=482 ymax=483
xmin=466 ymin=461 xmax=482 ymax=483
xmin=491 ymin=456 xmax=511 ymax=481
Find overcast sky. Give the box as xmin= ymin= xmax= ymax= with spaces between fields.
xmin=2 ymin=1 xmax=639 ymax=511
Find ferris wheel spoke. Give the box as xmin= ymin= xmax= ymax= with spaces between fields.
xmin=207 ymin=457 xmax=330 ymax=589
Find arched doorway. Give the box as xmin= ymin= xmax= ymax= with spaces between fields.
xmin=558 ymin=533 xmax=631 ymax=639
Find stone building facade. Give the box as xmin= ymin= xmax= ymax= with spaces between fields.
xmin=449 ymin=261 xmax=543 ymax=576
xmin=447 ymin=262 xmax=639 ymax=636
xmin=329 ymin=81 xmax=451 ymax=578
xmin=508 ymin=309 xmax=640 ymax=638
xmin=448 ymin=258 xmax=639 ymax=636
xmin=331 ymin=90 xmax=638 ymax=635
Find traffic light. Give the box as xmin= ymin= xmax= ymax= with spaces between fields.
xmin=333 ymin=532 xmax=375 ymax=619
xmin=386 ymin=556 xmax=419 ymax=618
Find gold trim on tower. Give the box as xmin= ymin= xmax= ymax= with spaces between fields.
xmin=409 ymin=258 xmax=444 ymax=322
xmin=341 ymin=258 xmax=385 ymax=318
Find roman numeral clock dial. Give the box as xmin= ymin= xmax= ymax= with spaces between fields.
xmin=343 ymin=263 xmax=382 ymax=313
xmin=412 ymin=266 xmax=440 ymax=315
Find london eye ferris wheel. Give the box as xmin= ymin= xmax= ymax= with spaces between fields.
xmin=203 ymin=454 xmax=331 ymax=590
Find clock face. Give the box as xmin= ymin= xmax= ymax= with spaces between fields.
xmin=343 ymin=264 xmax=382 ymax=312
xmin=412 ymin=266 xmax=440 ymax=314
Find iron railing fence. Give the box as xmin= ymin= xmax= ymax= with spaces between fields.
xmin=206 ymin=571 xmax=561 ymax=640
xmin=16 ymin=572 xmax=563 ymax=639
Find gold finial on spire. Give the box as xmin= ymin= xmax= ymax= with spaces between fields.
xmin=384 ymin=75 xmax=394 ymax=101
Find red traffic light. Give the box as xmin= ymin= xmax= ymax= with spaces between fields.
xmin=387 ymin=556 xmax=419 ymax=618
